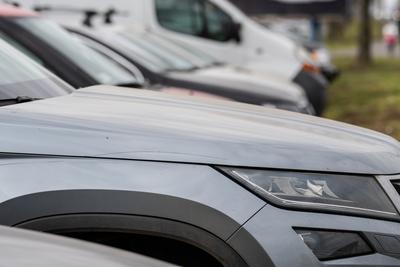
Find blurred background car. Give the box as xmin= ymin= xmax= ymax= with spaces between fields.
xmin=0 ymin=4 xmax=315 ymax=114
xmin=0 ymin=5 xmax=145 ymax=89
xmin=0 ymin=226 xmax=174 ymax=267
xmin=262 ymin=18 xmax=340 ymax=82
xmin=69 ymin=25 xmax=314 ymax=114
xmin=0 ymin=6 xmax=313 ymax=114
xmin=0 ymin=31 xmax=73 ymax=104
xmin=8 ymin=0 xmax=329 ymax=115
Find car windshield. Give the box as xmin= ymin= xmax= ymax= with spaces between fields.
xmin=144 ymin=33 xmax=219 ymax=68
xmin=118 ymin=32 xmax=197 ymax=72
xmin=14 ymin=17 xmax=137 ymax=86
xmin=0 ymin=38 xmax=73 ymax=102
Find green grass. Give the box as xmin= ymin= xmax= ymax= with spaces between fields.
xmin=326 ymin=19 xmax=382 ymax=51
xmin=324 ymin=57 xmax=400 ymax=139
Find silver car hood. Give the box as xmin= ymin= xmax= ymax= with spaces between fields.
xmin=1 ymin=85 xmax=399 ymax=175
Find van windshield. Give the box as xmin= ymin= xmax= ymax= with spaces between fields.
xmin=0 ymin=38 xmax=73 ymax=102
xmin=14 ymin=17 xmax=137 ymax=86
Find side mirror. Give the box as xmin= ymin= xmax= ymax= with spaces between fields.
xmin=207 ymin=19 xmax=241 ymax=43
xmin=231 ymin=22 xmax=242 ymax=43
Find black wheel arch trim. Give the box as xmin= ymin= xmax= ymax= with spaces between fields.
xmin=0 ymin=190 xmax=238 ymax=239
xmin=0 ymin=189 xmax=274 ymax=266
xmin=18 ymin=213 xmax=248 ymax=267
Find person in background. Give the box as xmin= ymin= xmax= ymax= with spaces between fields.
xmin=383 ymin=20 xmax=399 ymax=56
xmin=310 ymin=16 xmax=322 ymax=42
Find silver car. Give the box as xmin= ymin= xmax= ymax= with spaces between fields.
xmin=0 ymin=36 xmax=400 ymax=267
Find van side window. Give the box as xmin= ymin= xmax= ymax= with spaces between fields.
xmin=155 ymin=0 xmax=205 ymax=36
xmin=204 ymin=1 xmax=233 ymax=41
xmin=155 ymin=0 xmax=235 ymax=42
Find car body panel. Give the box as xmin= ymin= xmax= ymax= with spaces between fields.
xmin=229 ymin=204 xmax=400 ymax=267
xmin=0 ymin=157 xmax=265 ymax=240
xmin=170 ymin=66 xmax=304 ymax=103
xmin=0 ymin=4 xmax=37 ymax=17
xmin=0 ymin=85 xmax=399 ymax=175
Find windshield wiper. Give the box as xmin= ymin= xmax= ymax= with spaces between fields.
xmin=0 ymin=96 xmax=42 ymax=107
xmin=165 ymin=66 xmax=200 ymax=73
xmin=116 ymin=82 xmax=144 ymax=89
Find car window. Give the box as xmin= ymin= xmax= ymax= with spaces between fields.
xmin=0 ymin=38 xmax=73 ymax=101
xmin=13 ymin=17 xmax=137 ymax=86
xmin=204 ymin=1 xmax=234 ymax=41
xmin=155 ymin=0 xmax=205 ymax=36
xmin=0 ymin=32 xmax=44 ymax=65
xmin=155 ymin=0 xmax=234 ymax=42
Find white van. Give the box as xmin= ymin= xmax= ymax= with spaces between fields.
xmin=19 ymin=0 xmax=312 ymax=80
xmin=17 ymin=0 xmax=328 ymax=114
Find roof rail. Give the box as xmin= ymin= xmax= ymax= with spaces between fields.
xmin=33 ymin=5 xmax=128 ymax=27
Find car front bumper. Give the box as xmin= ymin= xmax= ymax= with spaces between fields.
xmin=228 ymin=174 xmax=400 ymax=267
xmin=229 ymin=204 xmax=400 ymax=267
xmin=293 ymin=70 xmax=328 ymax=116
xmin=321 ymin=65 xmax=340 ymax=83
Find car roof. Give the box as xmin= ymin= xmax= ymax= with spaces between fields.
xmin=0 ymin=4 xmax=37 ymax=17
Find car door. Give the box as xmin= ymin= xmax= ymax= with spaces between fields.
xmin=148 ymin=0 xmax=244 ymax=65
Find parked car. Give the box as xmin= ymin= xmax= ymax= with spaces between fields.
xmin=0 ymin=5 xmax=314 ymax=114
xmin=21 ymin=0 xmax=329 ymax=115
xmin=0 ymin=29 xmax=400 ymax=267
xmin=263 ymin=19 xmax=339 ymax=82
xmin=0 ymin=31 xmax=73 ymax=102
xmin=0 ymin=5 xmax=146 ymax=88
xmin=78 ymin=25 xmax=319 ymax=114
xmin=69 ymin=26 xmax=314 ymax=114
xmin=0 ymin=226 xmax=173 ymax=267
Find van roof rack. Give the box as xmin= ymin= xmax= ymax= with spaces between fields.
xmin=33 ymin=5 xmax=99 ymax=27
xmin=33 ymin=5 xmax=128 ymax=27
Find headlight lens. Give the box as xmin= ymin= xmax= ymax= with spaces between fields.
xmin=219 ymin=168 xmax=398 ymax=220
xmin=295 ymin=229 xmax=373 ymax=260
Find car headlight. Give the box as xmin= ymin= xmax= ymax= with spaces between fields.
xmin=218 ymin=167 xmax=398 ymax=220
xmin=296 ymin=47 xmax=320 ymax=73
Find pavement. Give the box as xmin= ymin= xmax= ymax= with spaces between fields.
xmin=332 ymin=41 xmax=400 ymax=58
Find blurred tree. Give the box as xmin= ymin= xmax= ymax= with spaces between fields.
xmin=356 ymin=0 xmax=372 ymax=65
xmin=327 ymin=21 xmax=346 ymax=41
